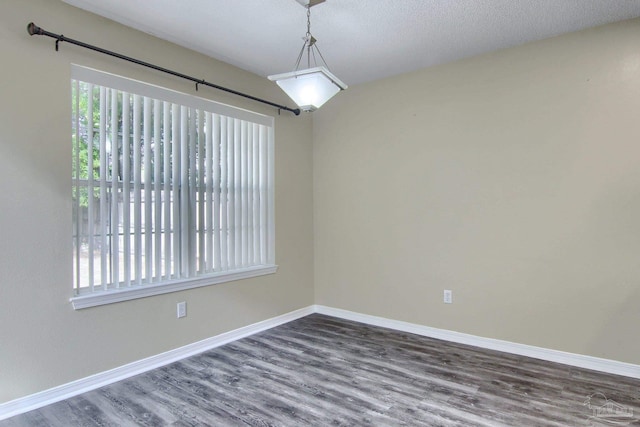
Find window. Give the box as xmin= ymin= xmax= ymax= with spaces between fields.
xmin=71 ymin=66 xmax=276 ymax=309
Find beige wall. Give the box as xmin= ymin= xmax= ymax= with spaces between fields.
xmin=314 ymin=19 xmax=640 ymax=365
xmin=0 ymin=0 xmax=313 ymax=403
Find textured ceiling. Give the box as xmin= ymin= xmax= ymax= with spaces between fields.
xmin=61 ymin=0 xmax=640 ymax=86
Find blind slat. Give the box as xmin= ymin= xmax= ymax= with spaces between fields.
xmin=252 ymin=124 xmax=260 ymax=265
xmin=227 ymin=117 xmax=235 ymax=270
xmin=247 ymin=123 xmax=254 ymax=266
xmin=180 ymin=106 xmax=189 ymax=277
xmin=260 ymin=125 xmax=268 ymax=265
xmin=205 ymin=112 xmax=214 ymax=273
xmin=133 ymin=95 xmax=142 ymax=286
xmin=241 ymin=121 xmax=248 ymax=268
xmin=144 ymin=97 xmax=153 ymax=283
xmin=110 ymin=89 xmax=120 ymax=288
xmin=234 ymin=120 xmax=242 ymax=267
xmin=172 ymin=104 xmax=182 ymax=279
xmin=197 ymin=110 xmax=205 ymax=273
xmin=153 ymin=100 xmax=162 ymax=282
xmin=99 ymin=87 xmax=108 ymax=290
xmin=266 ymin=126 xmax=275 ymax=265
xmin=87 ymin=84 xmax=95 ymax=291
xmin=163 ymin=102 xmax=172 ymax=280
xmin=220 ymin=117 xmax=229 ymax=271
xmin=213 ymin=114 xmax=222 ymax=271
xmin=122 ymin=92 xmax=132 ymax=287
xmin=73 ymin=80 xmax=81 ymax=291
xmin=188 ymin=108 xmax=198 ymax=276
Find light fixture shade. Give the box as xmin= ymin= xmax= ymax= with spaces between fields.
xmin=268 ymin=66 xmax=347 ymax=112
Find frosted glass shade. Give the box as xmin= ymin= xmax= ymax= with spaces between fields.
xmin=268 ymin=66 xmax=347 ymax=112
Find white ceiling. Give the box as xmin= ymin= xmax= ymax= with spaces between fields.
xmin=62 ymin=0 xmax=640 ymax=86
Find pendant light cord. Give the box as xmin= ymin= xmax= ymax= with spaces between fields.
xmin=293 ymin=5 xmax=333 ymax=73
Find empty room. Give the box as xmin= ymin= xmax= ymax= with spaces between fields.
xmin=1 ymin=0 xmax=640 ymax=425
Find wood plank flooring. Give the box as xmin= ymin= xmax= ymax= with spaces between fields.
xmin=2 ymin=314 xmax=640 ymax=426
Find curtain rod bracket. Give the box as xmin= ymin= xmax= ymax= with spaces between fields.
xmin=26 ymin=22 xmax=301 ymax=116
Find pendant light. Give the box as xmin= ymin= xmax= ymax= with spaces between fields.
xmin=268 ymin=0 xmax=347 ymax=112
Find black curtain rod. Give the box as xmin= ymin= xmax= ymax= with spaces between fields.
xmin=27 ymin=22 xmax=301 ymax=116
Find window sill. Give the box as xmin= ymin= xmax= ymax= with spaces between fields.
xmin=70 ymin=265 xmax=278 ymax=310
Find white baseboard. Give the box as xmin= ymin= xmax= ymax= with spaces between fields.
xmin=0 ymin=306 xmax=315 ymax=421
xmin=314 ymin=305 xmax=640 ymax=380
xmin=4 ymin=304 xmax=640 ymax=421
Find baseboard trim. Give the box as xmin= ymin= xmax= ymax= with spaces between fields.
xmin=0 ymin=305 xmax=315 ymax=421
xmin=314 ymin=305 xmax=640 ymax=380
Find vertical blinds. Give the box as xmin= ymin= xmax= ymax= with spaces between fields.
xmin=72 ymin=66 xmax=275 ymax=295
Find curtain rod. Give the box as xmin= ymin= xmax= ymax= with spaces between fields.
xmin=27 ymin=22 xmax=301 ymax=116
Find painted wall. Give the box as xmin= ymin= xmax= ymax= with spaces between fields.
xmin=314 ymin=19 xmax=640 ymax=365
xmin=0 ymin=0 xmax=314 ymax=403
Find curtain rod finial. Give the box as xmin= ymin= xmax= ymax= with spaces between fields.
xmin=27 ymin=22 xmax=41 ymax=36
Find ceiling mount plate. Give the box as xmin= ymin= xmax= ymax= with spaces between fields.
xmin=295 ymin=0 xmax=326 ymax=8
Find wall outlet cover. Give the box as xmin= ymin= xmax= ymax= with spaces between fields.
xmin=444 ymin=290 xmax=453 ymax=304
xmin=177 ymin=301 xmax=187 ymax=318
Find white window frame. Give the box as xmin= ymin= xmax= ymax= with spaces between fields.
xmin=70 ymin=65 xmax=276 ymax=310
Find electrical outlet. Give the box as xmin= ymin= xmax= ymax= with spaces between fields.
xmin=177 ymin=301 xmax=187 ymax=318
xmin=444 ymin=290 xmax=453 ymax=304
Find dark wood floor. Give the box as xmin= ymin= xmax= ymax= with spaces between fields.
xmin=3 ymin=314 xmax=640 ymax=426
